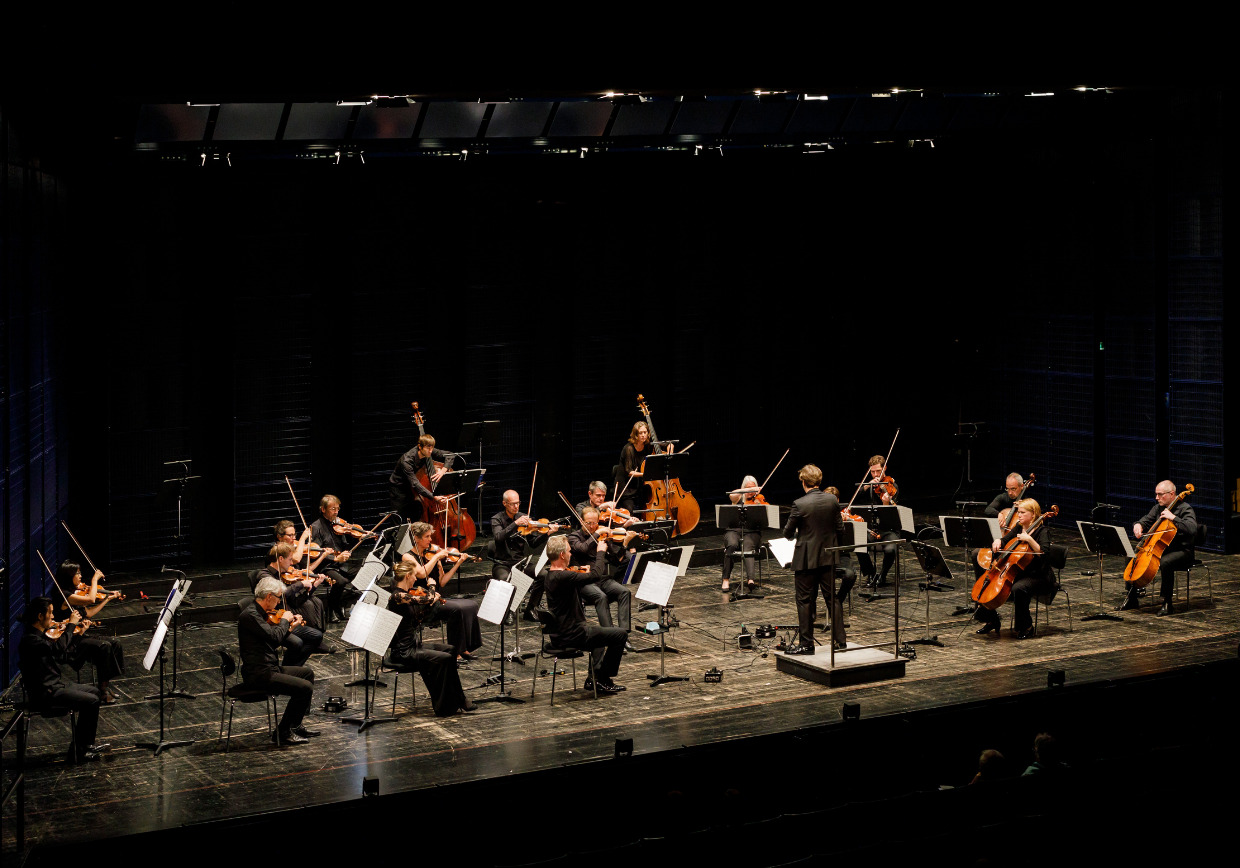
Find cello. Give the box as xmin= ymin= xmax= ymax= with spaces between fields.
xmin=636 ymin=394 xmax=700 ymax=537
xmin=411 ymin=401 xmax=477 ymax=551
xmin=972 ymin=504 xmax=1059 ymax=610
xmin=976 ymin=473 xmax=1035 ymax=569
xmin=1122 ymin=483 xmax=1194 ymax=588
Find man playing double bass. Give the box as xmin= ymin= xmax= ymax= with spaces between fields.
xmin=1120 ymin=480 xmax=1197 ymax=616
xmin=389 ymin=434 xmax=455 ymax=524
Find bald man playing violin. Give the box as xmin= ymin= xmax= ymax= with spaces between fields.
xmin=568 ymin=507 xmax=635 ymax=642
xmin=238 ymin=577 xmax=317 ymax=745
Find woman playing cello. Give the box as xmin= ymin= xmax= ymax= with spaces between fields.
xmin=974 ymin=498 xmax=1054 ymax=639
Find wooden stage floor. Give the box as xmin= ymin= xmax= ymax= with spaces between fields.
xmin=4 ymin=528 xmax=1238 ymax=860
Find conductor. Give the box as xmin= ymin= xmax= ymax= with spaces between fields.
xmin=783 ymin=464 xmax=847 ymax=654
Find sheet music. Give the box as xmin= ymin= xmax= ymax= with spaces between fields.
xmin=896 ymin=504 xmax=915 ymax=533
xmin=634 ymin=560 xmax=677 ymax=607
xmin=142 ymin=622 xmax=169 ymax=671
xmin=142 ymin=578 xmax=193 ymax=670
xmin=847 ymin=520 xmax=869 ymax=553
xmin=478 ymin=579 xmax=517 ymax=625
xmin=767 ymin=537 xmax=795 ymax=567
xmin=341 ymin=601 xmax=402 ymax=656
xmin=713 ymin=503 xmax=780 ymax=530
xmin=352 ymin=553 xmax=390 ymax=607
xmin=532 ymin=547 xmax=549 ymax=576
xmin=508 ymin=569 xmax=535 ymax=613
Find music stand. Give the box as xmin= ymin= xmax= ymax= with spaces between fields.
xmin=853 ymin=504 xmax=911 ymax=602
xmin=340 ymin=601 xmax=401 ymax=732
xmin=716 ymin=502 xmax=778 ymax=601
xmin=137 ymin=576 xmax=195 ymax=755
xmin=908 ymin=541 xmax=951 ymax=647
xmin=458 ymin=420 xmax=500 ymax=532
xmin=641 ymin=452 xmax=691 ymax=531
xmin=626 ymin=544 xmax=693 ymax=652
xmin=1076 ymin=517 xmax=1132 ymax=622
xmin=433 ymin=468 xmax=485 ymax=551
xmin=474 ymin=579 xmax=524 ymax=705
xmin=157 ymin=459 xmax=202 ymax=568
xmin=491 ymin=563 xmax=535 ymax=664
xmin=634 ymin=560 xmax=688 ymax=686
xmin=940 ymin=512 xmax=999 ymax=615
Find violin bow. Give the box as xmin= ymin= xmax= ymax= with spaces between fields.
xmin=757 ymin=447 xmax=790 ymax=495
xmin=285 ymin=475 xmax=310 ymax=531
xmin=36 ymin=549 xmax=83 ymax=617
xmin=61 ymin=521 xmax=102 ymax=577
xmin=349 ymin=512 xmax=396 ymax=555
xmin=556 ymin=491 xmax=586 ymax=527
xmin=881 ymin=427 xmax=901 ymax=477
xmin=528 ymin=461 xmax=538 ymax=519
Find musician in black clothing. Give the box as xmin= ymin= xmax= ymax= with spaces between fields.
xmin=576 ymin=480 xmax=636 ymax=525
xmin=1120 ymin=480 xmax=1197 ymax=616
xmin=615 ymin=421 xmax=657 ymax=516
xmin=55 ymin=561 xmax=125 ymax=703
xmin=568 ymin=507 xmax=634 ymax=640
xmin=985 ymin=474 xmax=1026 ymax=519
xmin=783 ymin=464 xmax=847 ymax=653
xmin=851 ymin=455 xmax=901 ymax=588
xmin=273 ymin=522 xmax=332 ymax=630
xmin=401 ymin=521 xmax=483 ymax=661
xmin=388 ymin=434 xmax=455 ymax=523
xmin=388 ymin=562 xmax=474 ymax=716
xmin=974 ymin=499 xmax=1053 ymax=639
xmin=255 ymin=542 xmax=326 ymax=665
xmin=19 ymin=598 xmax=107 ymax=762
xmin=492 ymin=490 xmax=565 ymax=615
xmin=722 ymin=475 xmax=764 ymax=593
xmin=238 ymin=577 xmax=317 ymax=745
xmin=308 ymin=495 xmax=363 ymax=620
xmin=543 ymin=535 xmax=627 ymax=693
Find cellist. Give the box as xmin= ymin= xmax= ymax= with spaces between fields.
xmin=1120 ymin=480 xmax=1197 ymax=616
xmin=974 ymin=498 xmax=1053 ymax=639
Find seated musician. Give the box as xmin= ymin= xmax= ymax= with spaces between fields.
xmin=274 ymin=520 xmax=332 ymax=630
xmin=56 ymin=561 xmax=125 ymax=703
xmin=543 ymin=535 xmax=628 ymax=694
xmin=614 ymin=421 xmax=658 ymax=516
xmin=388 ymin=434 xmax=454 ymax=523
xmin=985 ymin=474 xmax=1025 ymax=519
xmin=851 ymin=454 xmax=900 ymax=589
xmin=308 ymin=495 xmax=363 ymax=622
xmin=568 ymin=507 xmax=635 ymax=648
xmin=256 ymin=542 xmax=326 ymax=665
xmin=401 ymin=521 xmax=483 ymax=662
xmin=491 ymin=490 xmax=553 ymax=617
xmin=19 ymin=597 xmax=109 ymax=762
xmin=974 ymin=498 xmax=1052 ymax=639
xmin=825 ymin=485 xmax=859 ymax=589
xmin=1120 ymin=480 xmax=1197 ymax=616
xmin=238 ymin=578 xmax=318 ymax=745
xmin=722 ymin=475 xmax=765 ymax=592
xmin=387 ymin=562 xmax=475 ymax=715
xmin=576 ymin=480 xmax=637 ymax=526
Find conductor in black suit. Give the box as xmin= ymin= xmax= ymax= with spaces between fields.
xmin=783 ymin=464 xmax=847 ymax=653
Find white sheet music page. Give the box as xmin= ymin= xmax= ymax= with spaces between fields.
xmin=478 ymin=579 xmax=516 ymax=626
xmin=634 ymin=559 xmax=676 ymax=607
xmin=533 ymin=548 xmax=549 ymax=575
xmin=142 ymin=622 xmax=169 ymax=671
xmin=342 ymin=601 xmax=403 ymax=656
xmin=767 ymin=536 xmax=795 ymax=567
xmin=508 ymin=569 xmax=535 ymax=613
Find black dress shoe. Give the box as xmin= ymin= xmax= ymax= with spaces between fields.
xmin=75 ymin=749 xmax=102 ymax=763
xmin=274 ymin=730 xmax=310 ymax=745
xmin=624 ymin=641 xmax=636 ymax=652
xmin=595 ymin=678 xmax=625 ymax=694
xmin=975 ymin=622 xmax=999 ymax=635
xmin=460 ymin=697 xmax=476 ymax=712
xmin=1118 ymin=596 xmax=1141 ymax=611
xmin=832 ymin=640 xmax=847 ymax=651
xmin=787 ymin=644 xmax=816 ymax=656
xmin=87 ymin=742 xmax=111 ymax=753
xmin=293 ymin=725 xmax=320 ymax=738
xmin=522 ymin=609 xmax=541 ymax=623
xmin=458 ymin=651 xmax=477 ymax=662
xmin=1158 ymin=603 xmax=1173 ymax=616
xmin=1013 ymin=628 xmax=1031 ymax=640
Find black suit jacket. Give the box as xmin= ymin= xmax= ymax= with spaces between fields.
xmin=783 ymin=488 xmax=845 ymax=570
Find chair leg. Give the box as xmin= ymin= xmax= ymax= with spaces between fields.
xmin=550 ymin=655 xmax=558 ymax=707
xmin=1063 ymin=589 xmax=1073 ymax=631
xmin=588 ymin=655 xmax=597 ymax=699
xmin=219 ymin=687 xmax=227 ymax=741
xmin=531 ymin=656 xmax=540 ymax=699
xmin=225 ymin=702 xmax=235 ymax=753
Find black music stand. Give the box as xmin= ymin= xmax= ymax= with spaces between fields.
xmin=137 ymin=576 xmax=195 ymax=756
xmin=433 ymin=468 xmax=485 ymax=552
xmin=339 ymin=598 xmax=399 ymax=733
xmin=626 ymin=545 xmax=693 ymax=654
xmin=1077 ymin=514 xmax=1131 ymax=622
xmin=475 ymin=579 xmax=524 ymax=705
xmin=940 ymin=511 xmax=997 ymax=616
xmin=157 ymin=459 xmax=202 ymax=568
xmin=852 ymin=504 xmax=908 ymax=602
xmin=716 ymin=503 xmax=776 ymax=601
xmin=908 ymin=540 xmax=951 ymax=647
xmin=458 ymin=420 xmax=500 ymax=534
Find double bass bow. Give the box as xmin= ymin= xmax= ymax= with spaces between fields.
xmin=635 ymin=394 xmax=700 ymax=537
xmin=411 ymin=401 xmax=478 ymax=551
xmin=977 ymin=473 xmax=1036 ymax=569
xmin=971 ymin=504 xmax=1059 ymax=610
xmin=1122 ymin=483 xmax=1195 ymax=588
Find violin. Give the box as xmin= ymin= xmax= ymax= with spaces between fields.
xmin=428 ymin=544 xmax=482 ymax=564
xmin=1123 ymin=484 xmax=1194 ymax=588
xmin=517 ymin=518 xmax=566 ymax=536
xmin=302 ymin=542 xmax=338 ymax=559
xmin=977 ymin=473 xmax=1035 ymax=570
xmin=265 ymin=607 xmax=304 ymax=627
xmin=331 ymin=517 xmax=371 ymax=539
xmin=871 ymin=475 xmax=898 ymax=504
xmin=635 ymin=394 xmax=701 ymax=537
xmin=598 ymin=507 xmax=634 ymax=525
xmin=743 ymin=492 xmax=768 ymax=505
xmin=971 ymin=505 xmax=1059 ymax=610
xmin=75 ymin=583 xmax=126 ymax=603
xmin=46 ymin=618 xmax=92 ymax=639
xmin=280 ymin=568 xmax=332 ymax=586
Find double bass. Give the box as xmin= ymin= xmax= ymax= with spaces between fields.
xmin=411 ymin=402 xmax=477 ymax=551
xmin=976 ymin=473 xmax=1036 ymax=569
xmin=971 ymin=505 xmax=1059 ymax=610
xmin=1122 ymin=483 xmax=1194 ymax=587
xmin=635 ymin=395 xmax=700 ymax=537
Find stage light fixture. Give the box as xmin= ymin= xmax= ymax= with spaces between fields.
xmin=615 ymin=738 xmax=634 ymax=758
xmin=1047 ymin=670 xmax=1066 ymax=688
xmin=841 ymin=702 xmax=861 ymax=721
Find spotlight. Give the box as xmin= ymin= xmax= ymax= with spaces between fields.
xmin=615 ymin=738 xmax=633 ymax=759
xmin=841 ymin=702 xmax=861 ymax=721
xmin=1047 ymin=670 xmax=1066 ymax=689
xmin=362 ymin=776 xmax=379 ymax=797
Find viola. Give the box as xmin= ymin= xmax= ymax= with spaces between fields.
xmin=517 ymin=518 xmax=565 ymax=536
xmin=635 ymin=394 xmax=701 ymax=537
xmin=977 ymin=473 xmax=1036 ymax=570
xmin=971 ymin=505 xmax=1059 ymax=610
xmin=743 ymin=493 xmax=768 ymax=505
xmin=1123 ymin=484 xmax=1194 ymax=588
xmin=331 ymin=517 xmax=371 ymax=539
xmin=411 ymin=401 xmax=478 ymax=551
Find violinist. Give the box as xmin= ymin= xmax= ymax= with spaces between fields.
xmin=255 ymin=542 xmax=326 ymax=665
xmin=722 ymin=475 xmax=765 ymax=593
xmin=1120 ymin=480 xmax=1197 ymax=616
xmin=55 ymin=561 xmax=126 ymax=703
xmin=387 ymin=562 xmax=475 ymax=715
xmin=401 ymin=521 xmax=483 ymax=662
xmin=825 ymin=486 xmax=859 ymax=592
xmin=308 ymin=495 xmax=363 ymax=622
xmin=852 ymin=455 xmax=900 ymax=589
xmin=543 ymin=534 xmax=627 ymax=694
xmin=238 ymin=578 xmax=317 ymax=745
xmin=974 ymin=498 xmax=1052 ymax=639
xmin=274 ymin=521 xmax=331 ymax=631
xmin=615 ymin=421 xmax=663 ymax=516
xmin=19 ymin=598 xmax=108 ymax=762
xmin=388 ymin=434 xmax=455 ymax=523
xmin=568 ymin=507 xmax=634 ymax=645
xmin=576 ymin=481 xmax=637 ymax=526
xmin=492 ymin=490 xmax=565 ymax=615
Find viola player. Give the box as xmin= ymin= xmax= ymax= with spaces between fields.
xmin=238 ymin=578 xmax=317 ymax=745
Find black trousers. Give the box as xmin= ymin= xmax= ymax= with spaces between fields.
xmin=723 ymin=530 xmax=762 ymax=582
xmin=795 ymin=566 xmax=845 ymax=647
xmin=71 ymin=635 xmax=124 ymax=685
xmin=282 ymin=624 xmax=323 ymax=667
xmin=41 ymin=684 xmax=102 ymax=757
xmin=246 ymin=665 xmax=314 ymax=733
xmin=580 ymin=579 xmax=631 ymax=632
xmin=570 ymin=625 xmax=627 ymax=678
xmin=392 ymin=641 xmax=466 ymax=716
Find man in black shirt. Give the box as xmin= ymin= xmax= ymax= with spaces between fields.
xmin=543 ymin=535 xmax=627 ymax=693
xmin=388 ymin=434 xmax=455 ymax=523
xmin=985 ymin=473 xmax=1026 ymax=520
xmin=1121 ymin=480 xmax=1197 ymax=616
xmin=568 ymin=507 xmax=634 ymax=641
xmin=255 ymin=542 xmax=326 ymax=665
xmin=238 ymin=577 xmax=318 ymax=745
xmin=783 ymin=464 xmax=846 ymax=653
xmin=492 ymin=489 xmax=564 ymax=617
xmin=19 ymin=597 xmax=107 ymax=762
xmin=308 ymin=495 xmax=363 ymax=620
